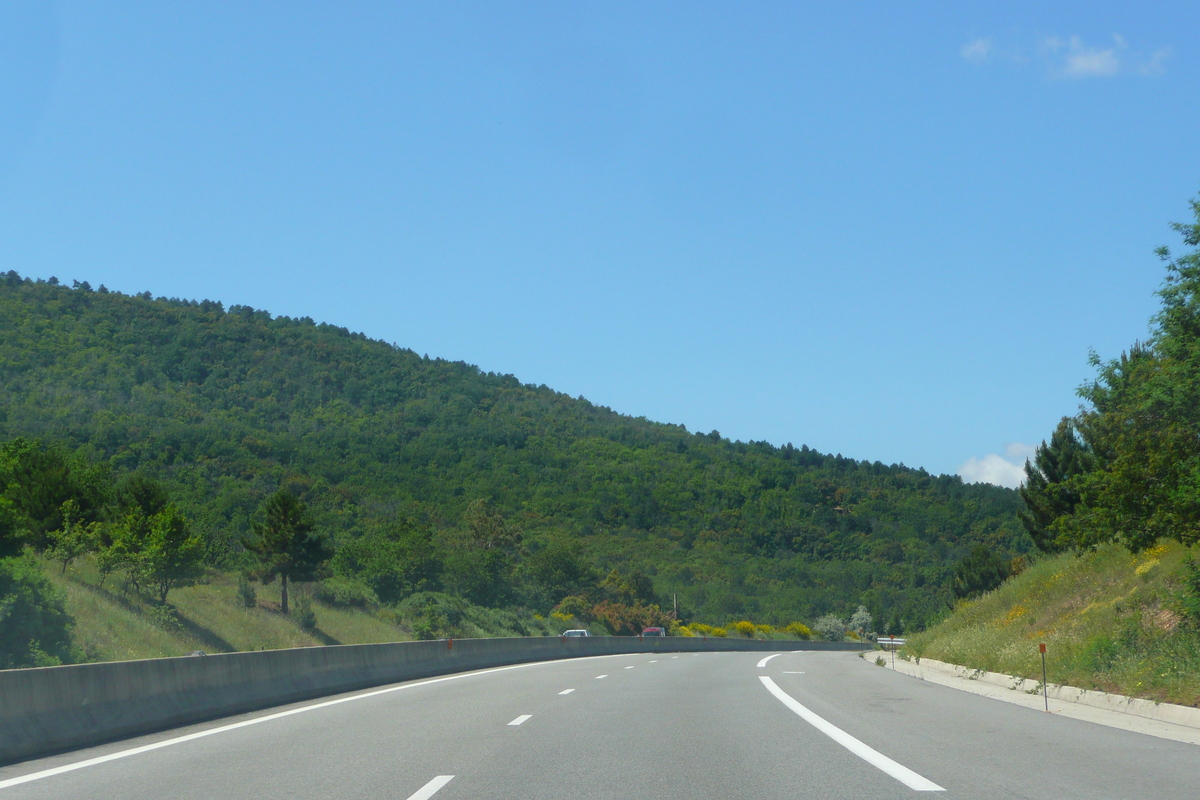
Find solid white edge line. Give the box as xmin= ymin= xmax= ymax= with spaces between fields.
xmin=0 ymin=652 xmax=640 ymax=792
xmin=507 ymin=715 xmax=532 ymax=726
xmin=757 ymin=653 xmax=781 ymax=668
xmin=558 ymin=689 xmax=575 ymax=695
xmin=405 ymin=774 xmax=455 ymax=800
xmin=758 ymin=677 xmax=944 ymax=792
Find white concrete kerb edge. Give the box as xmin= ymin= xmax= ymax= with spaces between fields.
xmin=865 ymin=651 xmax=1200 ymax=740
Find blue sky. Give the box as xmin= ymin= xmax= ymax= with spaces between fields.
xmin=2 ymin=2 xmax=1197 ymax=486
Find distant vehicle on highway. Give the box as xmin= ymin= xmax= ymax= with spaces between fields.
xmin=562 ymin=629 xmax=591 ymax=637
xmin=640 ymin=627 xmax=666 ymax=637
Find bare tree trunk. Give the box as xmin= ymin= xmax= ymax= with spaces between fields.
xmin=281 ymin=573 xmax=289 ymax=615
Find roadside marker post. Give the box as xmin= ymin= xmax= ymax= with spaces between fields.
xmin=880 ymin=636 xmax=906 ymax=669
xmin=1039 ymin=643 xmax=1048 ymax=712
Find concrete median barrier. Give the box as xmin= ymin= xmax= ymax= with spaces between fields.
xmin=0 ymin=636 xmax=865 ymax=765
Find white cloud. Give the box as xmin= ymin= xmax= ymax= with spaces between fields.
xmin=1053 ymin=35 xmax=1121 ymax=78
xmin=1004 ymin=442 xmax=1036 ymax=463
xmin=958 ymin=443 xmax=1034 ymax=489
xmin=965 ymin=33 xmax=1168 ymax=79
xmin=1139 ymin=47 xmax=1172 ymax=76
xmin=961 ymin=38 xmax=993 ymax=63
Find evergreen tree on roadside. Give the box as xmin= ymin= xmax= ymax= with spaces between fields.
xmin=952 ymin=544 xmax=1011 ymax=600
xmin=245 ymin=491 xmax=332 ymax=615
xmin=1055 ymin=197 xmax=1200 ymax=552
xmin=1018 ymin=417 xmax=1091 ymax=553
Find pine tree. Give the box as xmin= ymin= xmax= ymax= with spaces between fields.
xmin=1017 ymin=418 xmax=1090 ymax=553
xmin=245 ymin=492 xmax=332 ymax=614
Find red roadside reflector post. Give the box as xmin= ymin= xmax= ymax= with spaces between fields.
xmin=1039 ymin=643 xmax=1048 ymax=712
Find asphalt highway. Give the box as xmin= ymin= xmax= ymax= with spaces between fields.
xmin=1 ymin=650 xmax=1197 ymax=799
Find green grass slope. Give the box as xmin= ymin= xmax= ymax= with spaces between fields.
xmin=906 ymin=543 xmax=1200 ymax=706
xmin=39 ymin=555 xmax=811 ymax=662
xmin=40 ymin=556 xmax=415 ymax=661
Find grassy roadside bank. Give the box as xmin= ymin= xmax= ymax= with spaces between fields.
xmin=35 ymin=555 xmax=815 ymax=664
xmin=904 ymin=542 xmax=1200 ymax=707
xmin=40 ymin=556 xmax=415 ymax=661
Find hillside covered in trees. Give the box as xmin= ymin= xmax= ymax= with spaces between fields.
xmin=0 ymin=271 xmax=1028 ymax=641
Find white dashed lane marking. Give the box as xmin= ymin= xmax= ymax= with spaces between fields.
xmin=405 ymin=776 xmax=455 ymax=800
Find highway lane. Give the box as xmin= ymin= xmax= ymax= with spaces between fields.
xmin=1 ymin=650 xmax=1198 ymax=799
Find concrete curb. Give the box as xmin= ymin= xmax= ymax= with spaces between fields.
xmin=912 ymin=657 xmax=1200 ymax=728
xmin=1 ymin=636 xmax=865 ymax=765
xmin=863 ymin=651 xmax=1200 ymax=741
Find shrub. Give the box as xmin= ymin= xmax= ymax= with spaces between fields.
xmin=553 ymin=595 xmax=592 ymax=621
xmin=294 ymin=596 xmax=317 ymax=632
xmin=670 ymin=620 xmax=694 ymax=636
xmin=953 ymin=544 xmax=1011 ymax=600
xmin=236 ymin=574 xmax=257 ymax=608
xmin=397 ymin=592 xmax=466 ymax=638
xmin=146 ymin=603 xmax=183 ymax=632
xmin=1181 ymin=556 xmax=1200 ymax=624
xmin=849 ymin=605 xmax=873 ymax=636
xmin=784 ymin=622 xmax=813 ymax=639
xmin=733 ymin=620 xmax=756 ymax=637
xmin=588 ymin=600 xmax=670 ymax=636
xmin=689 ymin=623 xmax=727 ymax=638
xmin=315 ymin=575 xmax=378 ymax=608
xmin=814 ymin=614 xmax=847 ymax=641
xmin=0 ymin=556 xmax=74 ymax=668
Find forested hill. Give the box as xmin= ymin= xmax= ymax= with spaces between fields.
xmin=0 ymin=272 xmax=1028 ymax=628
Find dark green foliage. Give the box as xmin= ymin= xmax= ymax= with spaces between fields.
xmin=236 ymin=574 xmax=257 ymax=608
xmin=1181 ymin=556 xmax=1200 ymax=625
xmin=314 ymin=575 xmax=378 ymax=607
xmin=245 ymin=491 xmax=333 ymax=614
xmin=115 ymin=473 xmax=170 ymax=519
xmin=0 ymin=555 xmax=74 ymax=668
xmin=953 ymin=544 xmax=1011 ymax=600
xmin=332 ymin=520 xmax=439 ymax=604
xmin=0 ymin=439 xmax=108 ymax=549
xmin=1047 ymin=197 xmax=1200 ymax=553
xmin=1018 ymin=418 xmax=1091 ymax=553
xmin=442 ymin=549 xmax=514 ymax=608
xmin=101 ymin=504 xmax=205 ymax=604
xmin=516 ymin=542 xmax=598 ymax=611
xmin=294 ymin=595 xmax=317 ymax=632
xmin=0 ymin=496 xmax=24 ymax=559
xmin=0 ymin=275 xmax=1031 ymax=625
xmin=45 ymin=500 xmax=97 ymax=573
xmin=137 ymin=506 xmax=206 ymax=604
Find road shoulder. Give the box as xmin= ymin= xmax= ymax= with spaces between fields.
xmin=858 ymin=651 xmax=1200 ymax=746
